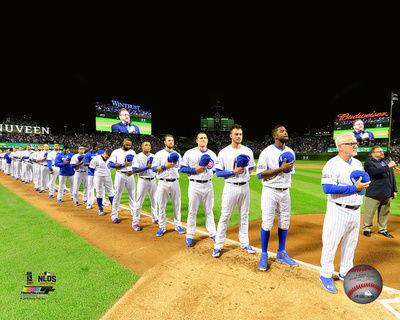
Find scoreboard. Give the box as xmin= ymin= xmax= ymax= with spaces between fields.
xmin=200 ymin=117 xmax=234 ymax=132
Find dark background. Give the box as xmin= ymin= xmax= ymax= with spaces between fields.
xmin=3 ymin=11 xmax=399 ymax=140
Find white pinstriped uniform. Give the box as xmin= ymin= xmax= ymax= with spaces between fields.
xmin=152 ymin=149 xmax=182 ymax=231
xmin=181 ymin=147 xmax=218 ymax=239
xmin=109 ymin=148 xmax=136 ymax=221
xmin=214 ymin=145 xmax=255 ymax=250
xmin=256 ymin=144 xmax=295 ymax=231
xmin=131 ymin=152 xmax=158 ymax=225
xmin=320 ymin=155 xmax=363 ymax=278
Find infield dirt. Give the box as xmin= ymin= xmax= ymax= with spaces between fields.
xmin=1 ymin=173 xmax=400 ymax=319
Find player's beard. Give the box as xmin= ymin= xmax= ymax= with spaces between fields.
xmin=279 ymin=137 xmax=289 ymax=143
xmin=123 ymin=146 xmax=131 ymax=151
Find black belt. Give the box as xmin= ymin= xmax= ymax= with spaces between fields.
xmin=140 ymin=177 xmax=155 ymax=180
xmin=117 ymin=171 xmax=128 ymax=173
xmin=228 ymin=181 xmax=247 ymax=186
xmin=335 ymin=202 xmax=360 ymax=210
xmin=75 ymin=170 xmax=86 ymax=173
xmin=267 ymin=186 xmax=288 ymax=191
xmin=190 ymin=179 xmax=211 ymax=183
xmin=160 ymin=178 xmax=177 ymax=182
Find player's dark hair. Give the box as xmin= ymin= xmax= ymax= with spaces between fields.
xmin=92 ymin=142 xmax=98 ymax=149
xmin=123 ymin=137 xmax=132 ymax=143
xmin=104 ymin=149 xmax=112 ymax=156
xmin=63 ymin=145 xmax=70 ymax=150
xmin=164 ymin=134 xmax=174 ymax=141
xmin=271 ymin=125 xmax=284 ymax=137
xmin=230 ymin=124 xmax=242 ymax=133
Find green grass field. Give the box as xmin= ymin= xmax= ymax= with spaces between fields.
xmin=0 ymin=184 xmax=139 ymax=320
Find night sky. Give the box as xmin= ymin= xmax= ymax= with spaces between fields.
xmin=3 ymin=19 xmax=399 ymax=140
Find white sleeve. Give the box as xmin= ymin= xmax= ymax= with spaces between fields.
xmin=321 ymin=162 xmax=337 ymax=185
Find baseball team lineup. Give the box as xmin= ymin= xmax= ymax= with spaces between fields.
xmin=0 ymin=123 xmax=384 ymax=295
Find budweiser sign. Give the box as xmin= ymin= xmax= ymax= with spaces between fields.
xmin=337 ymin=111 xmax=388 ymax=122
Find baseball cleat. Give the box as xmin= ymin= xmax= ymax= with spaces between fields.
xmin=209 ymin=235 xmax=216 ymax=242
xmin=132 ymin=224 xmax=141 ymax=231
xmin=186 ymin=238 xmax=194 ymax=247
xmin=338 ymin=273 xmax=345 ymax=281
xmin=35 ymin=188 xmax=39 ymax=191
xmin=212 ymin=249 xmax=221 ymax=258
xmin=243 ymin=245 xmax=255 ymax=254
xmin=175 ymin=226 xmax=185 ymax=234
xmin=319 ymin=276 xmax=337 ymax=293
xmin=112 ymin=218 xmax=119 ymax=223
xmin=152 ymin=219 xmax=159 ymax=224
xmin=259 ymin=252 xmax=268 ymax=271
xmin=86 ymin=204 xmax=92 ymax=209
xmin=74 ymin=202 xmax=80 ymax=206
xmin=56 ymin=199 xmax=62 ymax=203
xmin=156 ymin=228 xmax=165 ymax=237
xmin=276 ymin=250 xmax=298 ymax=267
xmin=99 ymin=210 xmax=104 ymax=216
xmin=48 ymin=195 xmax=54 ymax=198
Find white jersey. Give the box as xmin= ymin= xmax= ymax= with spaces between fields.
xmin=256 ymin=144 xmax=295 ymax=189
xmin=215 ymin=144 xmax=255 ymax=183
xmin=321 ymin=155 xmax=363 ymax=206
xmin=152 ymin=149 xmax=181 ymax=180
xmin=71 ymin=154 xmax=88 ymax=173
xmin=36 ymin=150 xmax=49 ymax=166
xmin=132 ymin=152 xmax=156 ymax=178
xmin=21 ymin=150 xmax=34 ymax=162
xmin=181 ymin=147 xmax=218 ymax=181
xmin=109 ymin=148 xmax=136 ymax=173
xmin=46 ymin=150 xmax=60 ymax=166
xmin=89 ymin=154 xmax=111 ymax=177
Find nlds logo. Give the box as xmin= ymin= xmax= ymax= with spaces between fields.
xmin=38 ymin=271 xmax=56 ymax=285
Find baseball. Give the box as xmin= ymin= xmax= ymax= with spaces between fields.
xmin=343 ymin=265 xmax=383 ymax=304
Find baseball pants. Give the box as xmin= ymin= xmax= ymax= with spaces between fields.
xmin=111 ymin=172 xmax=135 ymax=221
xmin=186 ymin=180 xmax=216 ymax=239
xmin=214 ymin=182 xmax=250 ymax=250
xmin=72 ymin=171 xmax=88 ymax=203
xmin=132 ymin=177 xmax=158 ymax=225
xmin=48 ymin=167 xmax=60 ymax=196
xmin=87 ymin=175 xmax=106 ymax=206
xmin=157 ymin=179 xmax=181 ymax=231
xmin=94 ymin=175 xmax=115 ymax=200
xmin=40 ymin=166 xmax=50 ymax=191
xmin=320 ymin=201 xmax=360 ymax=278
xmin=261 ymin=186 xmax=291 ymax=231
xmin=57 ymin=175 xmax=75 ymax=201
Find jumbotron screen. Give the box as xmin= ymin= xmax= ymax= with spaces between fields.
xmin=333 ymin=110 xmax=390 ymax=140
xmin=95 ymin=100 xmax=152 ymax=135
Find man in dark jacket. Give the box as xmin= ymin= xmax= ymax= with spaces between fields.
xmin=362 ymin=146 xmax=397 ymax=238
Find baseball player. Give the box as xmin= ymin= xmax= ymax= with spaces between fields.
xmin=4 ymin=149 xmax=11 ymax=175
xmin=46 ymin=144 xmax=61 ymax=198
xmin=55 ymin=145 xmax=75 ymax=203
xmin=256 ymin=125 xmax=297 ymax=271
xmin=151 ymin=134 xmax=185 ymax=236
xmin=83 ymin=142 xmax=105 ymax=209
xmin=108 ymin=138 xmax=136 ymax=224
xmin=71 ymin=146 xmax=88 ymax=206
xmin=36 ymin=144 xmax=50 ymax=193
xmin=319 ymin=132 xmax=370 ymax=293
xmin=89 ymin=149 xmax=115 ymax=217
xmin=180 ymin=132 xmax=218 ymax=247
xmin=130 ymin=141 xmax=158 ymax=229
xmin=13 ymin=146 xmax=23 ymax=180
xmin=20 ymin=145 xmax=33 ymax=183
xmin=212 ymin=124 xmax=256 ymax=258
xmin=31 ymin=146 xmax=41 ymax=190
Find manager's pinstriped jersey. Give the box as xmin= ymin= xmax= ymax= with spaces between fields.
xmin=256 ymin=144 xmax=295 ymax=189
xmin=321 ymin=155 xmax=363 ymax=206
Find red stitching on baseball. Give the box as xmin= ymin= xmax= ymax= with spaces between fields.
xmin=347 ymin=282 xmax=382 ymax=298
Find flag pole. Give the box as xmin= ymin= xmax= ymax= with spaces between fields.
xmin=388 ymin=91 xmax=394 ymax=156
